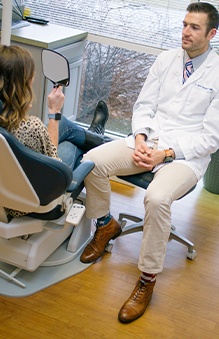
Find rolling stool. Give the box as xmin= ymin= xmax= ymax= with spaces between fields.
xmin=106 ymin=171 xmax=197 ymax=260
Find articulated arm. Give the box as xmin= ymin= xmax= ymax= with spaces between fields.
xmin=67 ymin=160 xmax=94 ymax=198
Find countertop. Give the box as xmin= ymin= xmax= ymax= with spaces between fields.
xmin=10 ymin=22 xmax=88 ymax=49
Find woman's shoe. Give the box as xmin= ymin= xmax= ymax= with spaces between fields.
xmin=88 ymin=101 xmax=109 ymax=135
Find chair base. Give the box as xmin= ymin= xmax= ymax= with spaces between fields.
xmin=117 ymin=213 xmax=197 ymax=260
xmin=0 ymin=238 xmax=92 ymax=297
xmin=0 ymin=207 xmax=93 ymax=296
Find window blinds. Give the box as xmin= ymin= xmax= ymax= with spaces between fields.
xmin=23 ymin=0 xmax=219 ymax=51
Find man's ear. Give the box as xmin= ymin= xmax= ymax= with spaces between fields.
xmin=208 ymin=28 xmax=217 ymax=40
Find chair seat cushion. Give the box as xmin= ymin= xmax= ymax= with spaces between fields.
xmin=118 ymin=172 xmax=154 ymax=190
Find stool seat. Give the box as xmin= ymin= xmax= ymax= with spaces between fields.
xmin=119 ymin=171 xmax=154 ymax=189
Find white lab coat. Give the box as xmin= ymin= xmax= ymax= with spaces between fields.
xmin=126 ymin=47 xmax=219 ymax=180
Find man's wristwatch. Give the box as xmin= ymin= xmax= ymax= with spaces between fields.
xmin=163 ymin=149 xmax=174 ymax=163
xmin=48 ymin=112 xmax=62 ymax=120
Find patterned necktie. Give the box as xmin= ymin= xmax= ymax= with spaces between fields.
xmin=183 ymin=59 xmax=193 ymax=84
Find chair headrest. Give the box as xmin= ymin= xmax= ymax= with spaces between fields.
xmin=0 ymin=127 xmax=73 ymax=206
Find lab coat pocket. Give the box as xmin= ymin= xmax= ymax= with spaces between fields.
xmin=184 ymin=84 xmax=213 ymax=115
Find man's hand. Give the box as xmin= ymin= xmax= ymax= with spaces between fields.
xmin=132 ymin=134 xmax=165 ymax=171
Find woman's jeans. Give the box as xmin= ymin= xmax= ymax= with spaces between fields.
xmin=57 ymin=116 xmax=86 ymax=170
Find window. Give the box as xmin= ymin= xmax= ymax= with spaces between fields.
xmin=77 ymin=41 xmax=156 ymax=136
xmin=23 ymin=0 xmax=219 ymax=135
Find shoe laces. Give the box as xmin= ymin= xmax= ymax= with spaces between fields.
xmin=91 ymin=226 xmax=103 ymax=245
xmin=132 ymin=281 xmax=148 ymax=302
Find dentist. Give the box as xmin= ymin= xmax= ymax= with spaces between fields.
xmin=81 ymin=2 xmax=219 ymax=323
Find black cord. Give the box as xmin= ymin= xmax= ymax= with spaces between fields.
xmin=0 ymin=1 xmax=23 ymax=19
xmin=12 ymin=8 xmax=23 ymax=19
xmin=13 ymin=0 xmax=23 ymax=17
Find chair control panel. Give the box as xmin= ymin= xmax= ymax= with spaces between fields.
xmin=66 ymin=203 xmax=85 ymax=226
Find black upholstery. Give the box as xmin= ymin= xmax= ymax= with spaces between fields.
xmin=118 ymin=172 xmax=154 ymax=189
xmin=0 ymin=127 xmax=73 ymax=206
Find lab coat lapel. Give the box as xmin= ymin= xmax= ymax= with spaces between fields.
xmin=173 ymin=50 xmax=184 ymax=87
xmin=182 ymin=49 xmax=217 ymax=87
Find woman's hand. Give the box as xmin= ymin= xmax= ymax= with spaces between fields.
xmin=47 ymin=86 xmax=65 ymax=114
xmin=47 ymin=87 xmax=65 ymax=147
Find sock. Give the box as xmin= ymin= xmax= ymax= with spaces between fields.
xmin=140 ymin=272 xmax=156 ymax=284
xmin=96 ymin=213 xmax=112 ymax=227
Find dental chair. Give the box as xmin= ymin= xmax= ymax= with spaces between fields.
xmin=113 ymin=172 xmax=197 ymax=260
xmin=0 ymin=126 xmax=94 ymax=296
xmin=0 ymin=122 xmax=197 ymax=297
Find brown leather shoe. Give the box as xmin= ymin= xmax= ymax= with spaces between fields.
xmin=80 ymin=218 xmax=122 ymax=263
xmin=118 ymin=279 xmax=156 ymax=323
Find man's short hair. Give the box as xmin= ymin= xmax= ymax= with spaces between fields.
xmin=187 ymin=2 xmax=219 ymax=32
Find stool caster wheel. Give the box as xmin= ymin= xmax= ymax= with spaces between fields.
xmin=187 ymin=250 xmax=197 ymax=260
xmin=105 ymin=242 xmax=113 ymax=252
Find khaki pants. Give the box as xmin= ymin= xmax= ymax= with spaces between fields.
xmin=83 ymin=139 xmax=197 ymax=274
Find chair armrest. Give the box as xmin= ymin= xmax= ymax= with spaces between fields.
xmin=66 ymin=160 xmax=95 ymax=192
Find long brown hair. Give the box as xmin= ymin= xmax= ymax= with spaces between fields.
xmin=0 ymin=45 xmax=35 ymax=131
